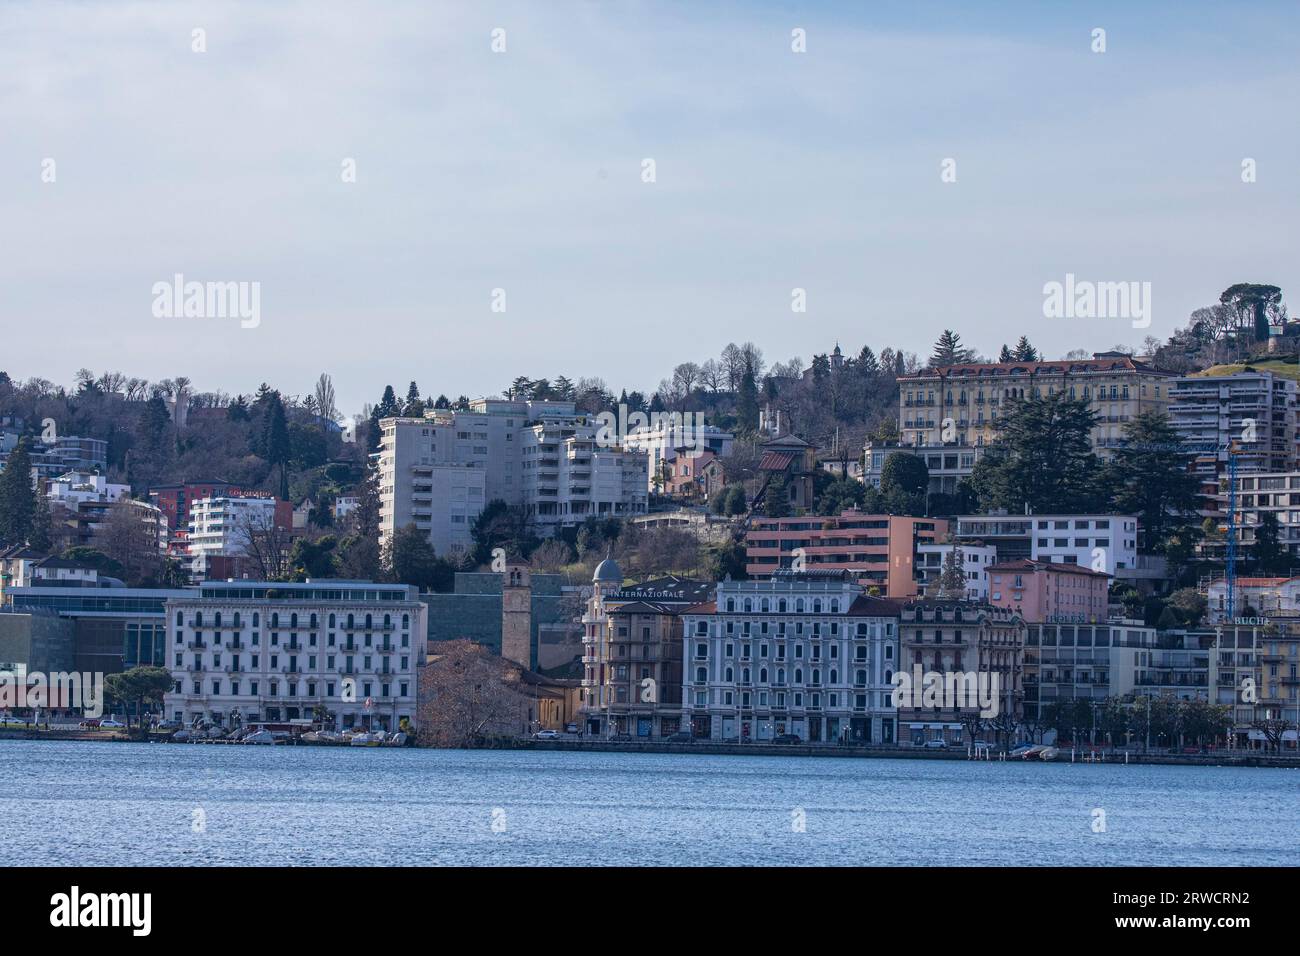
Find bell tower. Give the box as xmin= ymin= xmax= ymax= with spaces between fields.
xmin=501 ymin=564 xmax=532 ymax=669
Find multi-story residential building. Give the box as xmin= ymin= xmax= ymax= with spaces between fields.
xmin=954 ymin=513 xmax=1139 ymax=576
xmin=1022 ymin=622 xmax=1211 ymax=735
xmin=621 ymin=419 xmax=733 ymax=493
xmin=378 ymin=399 xmax=648 ymax=560
xmin=915 ymin=543 xmax=997 ymax=600
xmin=897 ymin=352 xmax=1171 ymax=455
xmin=46 ymin=471 xmax=129 ymax=508
xmin=744 ymin=511 xmax=946 ymax=596
xmin=0 ymin=433 xmax=109 ymax=482
xmin=896 ymin=601 xmax=1025 ymax=747
xmin=580 ymin=560 xmax=710 ymax=737
xmin=150 ymin=480 xmax=237 ymax=531
xmin=163 ymin=580 xmax=427 ymax=732
xmin=988 ymin=559 xmax=1110 ymax=623
xmin=1212 ymin=620 xmax=1300 ymax=750
xmin=1230 ymin=471 xmax=1300 ymax=563
xmin=1169 ymin=372 xmax=1297 ymax=503
xmin=187 ymin=495 xmax=292 ymax=578
xmin=680 ymin=570 xmax=903 ymax=743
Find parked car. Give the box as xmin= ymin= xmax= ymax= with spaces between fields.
xmin=774 ymin=733 xmax=802 ymax=744
xmin=564 ymin=723 xmax=579 ymax=734
xmin=665 ymin=732 xmax=693 ymax=743
xmin=532 ymin=729 xmax=561 ymax=740
xmin=79 ymin=718 xmax=102 ymax=729
xmin=923 ymin=739 xmax=948 ymax=750
xmin=99 ymin=719 xmax=126 ymax=729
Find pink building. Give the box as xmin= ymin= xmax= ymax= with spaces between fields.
xmin=987 ymin=559 xmax=1110 ymax=623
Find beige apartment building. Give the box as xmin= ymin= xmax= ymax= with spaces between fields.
xmin=896 ymin=352 xmax=1172 ymax=456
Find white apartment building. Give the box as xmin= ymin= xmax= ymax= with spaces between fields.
xmin=622 ymin=419 xmax=733 ymax=493
xmin=163 ymin=580 xmax=427 ymax=732
xmin=954 ymin=514 xmax=1138 ymax=576
xmin=915 ymin=543 xmax=997 ymax=600
xmin=379 ymin=399 xmax=647 ymax=558
xmin=187 ymin=495 xmax=282 ymax=576
xmin=680 ymin=569 xmax=902 ymax=744
xmin=46 ymin=471 xmax=130 ymax=507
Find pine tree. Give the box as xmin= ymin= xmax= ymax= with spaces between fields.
xmin=263 ymin=393 xmax=290 ymax=500
xmin=1011 ymin=336 xmax=1039 ymax=362
xmin=0 ymin=437 xmax=37 ymax=545
xmin=936 ymin=547 xmax=967 ymax=600
xmin=857 ymin=346 xmax=879 ymax=375
xmin=736 ymin=361 xmax=760 ymax=431
xmin=931 ymin=330 xmax=974 ymax=367
xmin=28 ymin=492 xmax=52 ymax=553
xmin=998 ymin=344 xmax=1013 ymax=362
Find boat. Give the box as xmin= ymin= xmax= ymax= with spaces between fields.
xmin=1007 ymin=744 xmax=1034 ymax=758
xmin=1038 ymin=746 xmax=1059 ymax=761
xmin=382 ymin=732 xmax=407 ymax=747
xmin=300 ymin=731 xmax=323 ymax=745
xmin=243 ymin=729 xmax=276 ymax=745
xmin=172 ymin=729 xmax=191 ymax=743
xmin=1018 ymin=745 xmax=1045 ymax=759
xmin=349 ymin=731 xmax=383 ymax=747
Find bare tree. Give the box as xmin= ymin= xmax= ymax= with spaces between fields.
xmin=421 ymin=640 xmax=531 ymax=746
xmin=314 ymin=373 xmax=338 ymax=423
xmin=1249 ymin=716 xmax=1293 ymax=754
xmin=93 ymin=501 xmax=163 ymax=584
xmin=234 ymin=508 xmax=294 ymax=581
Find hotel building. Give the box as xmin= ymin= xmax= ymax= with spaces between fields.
xmin=897 ymin=352 xmax=1171 ymax=456
xmin=680 ymin=570 xmax=903 ymax=744
xmin=163 ymin=580 xmax=427 ymax=733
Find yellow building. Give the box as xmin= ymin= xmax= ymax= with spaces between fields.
xmin=897 ymin=352 xmax=1172 ymax=456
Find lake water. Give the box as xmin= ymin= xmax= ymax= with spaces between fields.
xmin=2 ymin=741 xmax=1295 ymax=866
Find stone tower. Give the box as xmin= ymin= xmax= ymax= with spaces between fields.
xmin=501 ymin=564 xmax=532 ymax=669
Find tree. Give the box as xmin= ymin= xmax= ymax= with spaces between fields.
xmin=1252 ymin=511 xmax=1289 ymax=575
xmin=421 ymin=640 xmax=530 ymax=746
xmin=263 ymin=392 xmax=291 ymax=500
xmin=880 ymin=452 xmax=928 ymax=497
xmin=969 ymin=392 xmax=1106 ymax=513
xmin=314 ymin=373 xmax=338 ymax=423
xmin=998 ymin=344 xmax=1013 ymax=362
xmin=104 ymin=666 xmax=175 ymax=732
xmin=930 ymin=330 xmax=974 ymax=367
xmin=708 ymin=536 xmax=748 ymax=580
xmin=936 ymin=547 xmax=966 ymax=600
xmin=289 ymin=535 xmax=340 ymax=580
xmin=1220 ymin=283 xmax=1283 ymax=342
xmin=470 ymin=499 xmax=537 ymax=565
xmin=1108 ymin=412 xmax=1200 ymax=553
xmin=235 ymin=509 xmax=293 ymax=581
xmin=93 ymin=501 xmax=163 ymax=585
xmin=817 ymin=477 xmax=866 ymax=516
xmin=0 ymin=437 xmax=37 ymax=544
xmin=1011 ymin=336 xmax=1039 ymax=361
xmin=385 ymin=523 xmax=454 ymax=590
xmin=736 ymin=360 xmax=760 ymax=432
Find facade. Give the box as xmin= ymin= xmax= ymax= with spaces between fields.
xmin=680 ymin=570 xmax=903 ymax=744
xmin=2 ymin=583 xmax=183 ymax=674
xmin=1205 ymin=577 xmax=1300 ymax=622
xmin=744 ymin=511 xmax=946 ymax=596
xmin=915 ymin=543 xmax=997 ymax=600
xmin=896 ymin=601 xmax=1025 ymax=747
xmin=421 ymin=570 xmax=584 ymax=670
xmin=579 ymin=563 xmax=711 ymax=737
xmin=187 ymin=495 xmax=292 ymax=577
xmin=1231 ymin=472 xmax=1300 ymax=561
xmin=1169 ymin=372 xmax=1297 ymax=498
xmin=863 ymin=441 xmax=983 ymax=495
xmin=163 ymin=580 xmax=427 ymax=732
xmin=149 ymin=480 xmax=236 ymax=531
xmin=46 ymin=471 xmax=129 ymax=508
xmin=897 ymin=352 xmax=1171 ymax=455
xmin=1212 ymin=620 xmax=1300 ymax=749
xmin=378 ymin=399 xmax=648 ymax=560
xmin=755 ymin=435 xmax=818 ymax=513
xmin=988 ymin=559 xmax=1110 ymax=623
xmin=954 ymin=513 xmax=1138 ymax=576
xmin=621 ymin=419 xmax=733 ymax=494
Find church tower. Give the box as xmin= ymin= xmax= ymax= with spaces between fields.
xmin=501 ymin=565 xmax=532 ymax=669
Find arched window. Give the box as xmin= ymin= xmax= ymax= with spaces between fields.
xmin=855 ymin=669 xmax=866 ymax=686
xmin=794 ymin=668 xmax=803 ymax=683
xmin=829 ymin=669 xmax=838 ymax=684
xmin=329 ymin=613 xmax=336 ymax=628
xmin=290 ymin=613 xmax=298 ymax=628
xmin=402 ymin=614 xmax=409 ymax=630
xmin=214 ymin=612 xmax=222 ymax=627
xmin=252 ymin=612 xmax=259 ymax=627
xmin=796 ymin=599 xmax=805 ymax=613
xmin=695 ymin=667 xmax=707 ymax=682
xmin=778 ymin=600 xmax=787 ymax=613
xmin=725 ymin=667 xmax=734 ymax=682
xmin=760 ymin=668 xmax=768 ymax=682
xmin=726 ymin=599 xmax=735 ymax=612
xmin=813 ymin=600 xmax=822 ymax=613
xmin=271 ymin=613 xmax=279 ymax=628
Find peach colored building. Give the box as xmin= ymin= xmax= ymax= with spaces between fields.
xmin=744 ymin=511 xmax=947 ymax=597
xmin=987 ymin=559 xmax=1110 ymax=623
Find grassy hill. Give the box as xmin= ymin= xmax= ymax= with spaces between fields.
xmin=1194 ymin=356 xmax=1300 ymax=381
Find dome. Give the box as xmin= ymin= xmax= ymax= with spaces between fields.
xmin=593 ymin=558 xmax=623 ymax=584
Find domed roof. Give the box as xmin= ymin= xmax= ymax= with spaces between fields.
xmin=593 ymin=557 xmax=623 ymax=584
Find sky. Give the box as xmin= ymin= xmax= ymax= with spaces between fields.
xmin=3 ymin=0 xmax=1299 ymax=417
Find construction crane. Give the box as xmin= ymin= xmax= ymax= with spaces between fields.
xmin=1224 ymin=439 xmax=1242 ymax=620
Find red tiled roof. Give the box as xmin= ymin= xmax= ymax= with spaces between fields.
xmin=988 ymin=559 xmax=1110 ymax=578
